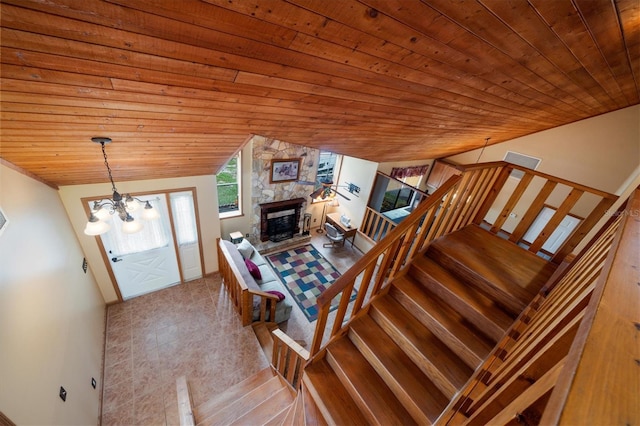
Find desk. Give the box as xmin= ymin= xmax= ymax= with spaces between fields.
xmin=325 ymin=212 xmax=357 ymax=247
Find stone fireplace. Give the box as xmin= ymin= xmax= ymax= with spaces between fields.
xmin=259 ymin=198 xmax=306 ymax=242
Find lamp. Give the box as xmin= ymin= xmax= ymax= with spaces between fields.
xmin=316 ymin=197 xmax=340 ymax=234
xmin=83 ymin=137 xmax=159 ymax=236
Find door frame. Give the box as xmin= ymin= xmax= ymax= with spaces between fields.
xmin=82 ymin=187 xmax=205 ymax=302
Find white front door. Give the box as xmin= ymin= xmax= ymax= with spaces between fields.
xmin=98 ymin=195 xmax=181 ymax=299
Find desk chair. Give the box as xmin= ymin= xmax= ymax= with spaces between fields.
xmin=323 ymin=223 xmax=345 ymax=248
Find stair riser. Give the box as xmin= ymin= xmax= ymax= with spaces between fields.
xmin=196 ymin=376 xmax=284 ymax=425
xmin=390 ymin=284 xmax=484 ymax=369
xmin=369 ymin=304 xmax=459 ymax=399
xmin=409 ymin=263 xmax=507 ymax=342
xmin=426 ymin=245 xmax=526 ymax=315
xmin=347 ymin=327 xmax=433 ymax=425
xmin=325 ymin=351 xmax=383 ymax=425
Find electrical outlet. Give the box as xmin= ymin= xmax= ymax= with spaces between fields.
xmin=313 ymin=218 xmax=317 ymax=222
xmin=509 ymin=212 xmax=518 ymax=218
xmin=59 ymin=386 xmax=67 ymax=402
xmin=91 ymin=378 xmax=97 ymax=389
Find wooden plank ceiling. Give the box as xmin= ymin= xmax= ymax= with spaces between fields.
xmin=1 ymin=0 xmax=638 ymax=187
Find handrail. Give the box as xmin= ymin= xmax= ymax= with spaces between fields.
xmin=271 ymin=329 xmax=309 ymax=390
xmin=176 ymin=376 xmax=195 ymax=426
xmin=308 ymin=160 xmax=618 ymax=357
xmin=541 ymin=187 xmax=639 ymax=425
xmin=459 ymin=161 xmax=617 ymax=263
xmin=217 ymin=238 xmax=277 ymax=326
xmin=309 ymin=172 xmax=468 ymax=355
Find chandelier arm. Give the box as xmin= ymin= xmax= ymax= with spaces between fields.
xmin=93 ymin=199 xmax=116 ymax=210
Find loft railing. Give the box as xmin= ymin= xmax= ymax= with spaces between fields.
xmin=309 ymin=161 xmax=617 ymax=356
xmin=360 ymin=161 xmax=617 ymax=262
xmin=437 ymin=188 xmax=637 ymax=424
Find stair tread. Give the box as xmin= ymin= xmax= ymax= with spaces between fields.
xmin=327 ymin=337 xmax=419 ymax=425
xmin=252 ymin=322 xmax=277 ymax=363
xmin=194 ymin=367 xmax=275 ymax=421
xmin=428 ymin=224 xmax=556 ymax=314
xmin=303 ymin=359 xmax=369 ymax=426
xmin=196 ymin=373 xmax=283 ymax=425
xmin=230 ymin=383 xmax=294 ymax=426
xmin=301 ymin=382 xmax=328 ymax=426
xmin=371 ymin=296 xmax=473 ymax=398
xmin=349 ymin=316 xmax=449 ymax=423
xmin=392 ymin=276 xmax=493 ymax=369
xmin=411 ymin=255 xmax=514 ymax=341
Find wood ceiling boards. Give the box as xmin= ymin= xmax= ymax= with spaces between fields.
xmin=1 ymin=0 xmax=638 ymax=187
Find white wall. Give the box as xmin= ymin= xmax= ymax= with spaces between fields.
xmin=0 ymin=164 xmax=105 ymax=425
xmin=335 ymin=155 xmax=379 ymax=249
xmin=58 ymin=175 xmax=220 ymax=303
xmin=446 ymin=105 xmax=640 ymax=194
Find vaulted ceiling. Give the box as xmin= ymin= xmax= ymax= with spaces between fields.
xmin=1 ymin=0 xmax=638 ymax=188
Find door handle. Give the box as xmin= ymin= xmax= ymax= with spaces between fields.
xmin=111 ymin=257 xmax=123 ymax=263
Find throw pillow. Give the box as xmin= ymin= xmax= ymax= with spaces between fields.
xmin=236 ymin=238 xmax=254 ymax=259
xmin=266 ymin=290 xmax=285 ymax=301
xmin=244 ymin=258 xmax=262 ymax=280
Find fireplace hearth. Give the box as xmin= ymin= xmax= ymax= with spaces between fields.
xmin=259 ymin=198 xmax=306 ymax=242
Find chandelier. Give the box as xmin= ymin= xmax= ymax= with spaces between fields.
xmin=83 ymin=137 xmax=160 ymax=236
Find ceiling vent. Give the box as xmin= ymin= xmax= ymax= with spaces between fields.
xmin=504 ymin=151 xmax=541 ymax=179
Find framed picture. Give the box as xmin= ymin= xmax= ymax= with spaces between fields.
xmin=270 ymin=158 xmax=301 ymax=183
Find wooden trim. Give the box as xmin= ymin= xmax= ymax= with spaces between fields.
xmin=542 ymin=188 xmax=640 ymax=425
xmin=0 ymin=412 xmax=16 ymax=426
xmin=164 ymin=192 xmax=185 ymax=284
xmin=82 ymin=196 xmax=124 ymax=302
xmin=176 ymin=376 xmax=195 ymax=426
xmin=0 ymin=157 xmax=58 ymax=189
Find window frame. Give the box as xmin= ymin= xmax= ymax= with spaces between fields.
xmin=217 ymin=153 xmax=242 ymax=219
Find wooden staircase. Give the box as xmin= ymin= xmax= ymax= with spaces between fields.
xmin=183 ymin=163 xmax=634 ymax=425
xmin=192 ymin=367 xmax=296 ymax=426
xmin=302 ymin=224 xmax=556 ymax=424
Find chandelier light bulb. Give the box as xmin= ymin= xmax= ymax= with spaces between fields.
xmin=141 ymin=201 xmax=160 ymax=220
xmin=83 ymin=214 xmax=111 ymax=235
xmin=121 ymin=215 xmax=143 ymax=234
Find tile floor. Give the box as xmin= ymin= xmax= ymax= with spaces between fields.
xmin=100 ymin=233 xmax=362 ymax=426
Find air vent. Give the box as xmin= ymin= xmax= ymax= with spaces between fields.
xmin=504 ymin=151 xmax=541 ymax=179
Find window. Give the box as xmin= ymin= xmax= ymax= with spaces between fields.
xmin=311 ymin=150 xmax=342 ymax=203
xmin=170 ymin=192 xmax=198 ymax=246
xmin=317 ymin=151 xmax=338 ymax=183
xmin=217 ymin=153 xmax=242 ymax=218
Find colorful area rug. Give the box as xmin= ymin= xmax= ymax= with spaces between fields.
xmin=266 ymin=244 xmax=356 ymax=322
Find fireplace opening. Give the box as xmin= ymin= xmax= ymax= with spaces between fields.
xmin=259 ymin=198 xmax=306 ymax=242
xmin=267 ymin=209 xmax=296 ymax=242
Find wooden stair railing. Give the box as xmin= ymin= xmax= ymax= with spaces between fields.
xmin=360 ymin=161 xmax=617 ymax=262
xmin=271 ymin=328 xmax=309 ymax=390
xmin=541 ymin=187 xmax=639 ymax=425
xmin=436 ymin=189 xmax=637 ymax=424
xmin=311 ymin=161 xmax=617 ymax=356
xmin=216 ymin=238 xmax=278 ymax=326
xmin=176 ymin=376 xmax=195 ymax=426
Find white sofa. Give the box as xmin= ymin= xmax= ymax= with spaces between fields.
xmin=218 ymin=238 xmax=293 ymax=325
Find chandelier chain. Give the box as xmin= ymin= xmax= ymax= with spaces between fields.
xmin=100 ymin=141 xmax=118 ymax=193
